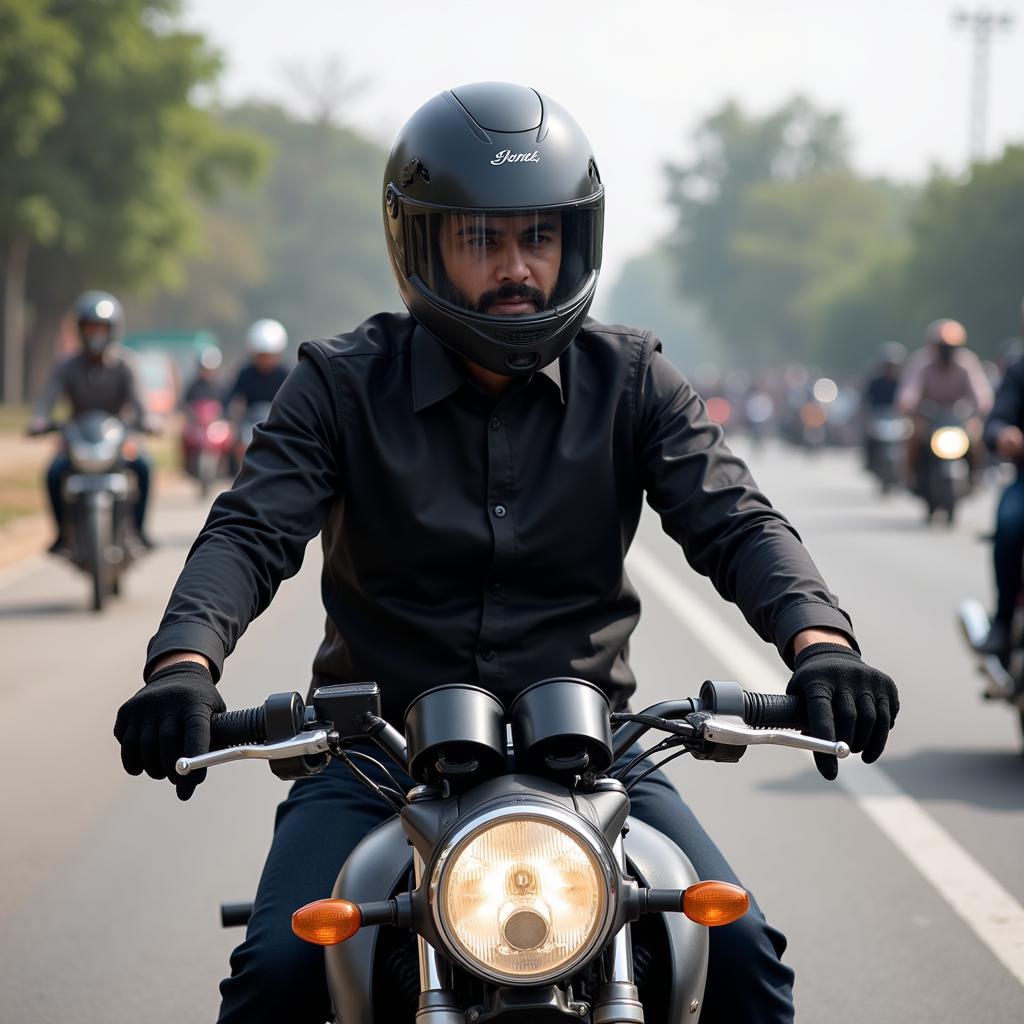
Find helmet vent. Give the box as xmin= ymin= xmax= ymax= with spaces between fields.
xmin=493 ymin=327 xmax=554 ymax=346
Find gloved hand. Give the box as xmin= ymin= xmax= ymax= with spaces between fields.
xmin=786 ymin=643 xmax=899 ymax=780
xmin=113 ymin=660 xmax=225 ymax=800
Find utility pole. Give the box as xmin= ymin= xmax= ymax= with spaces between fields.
xmin=952 ymin=8 xmax=1015 ymax=163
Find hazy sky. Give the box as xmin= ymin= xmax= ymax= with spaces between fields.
xmin=184 ymin=0 xmax=1024 ymax=283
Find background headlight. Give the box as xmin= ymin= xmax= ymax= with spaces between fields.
xmin=435 ymin=815 xmax=610 ymax=984
xmin=930 ymin=426 xmax=970 ymax=460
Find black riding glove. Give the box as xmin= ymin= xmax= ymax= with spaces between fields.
xmin=785 ymin=643 xmax=900 ymax=781
xmin=113 ymin=660 xmax=225 ymax=801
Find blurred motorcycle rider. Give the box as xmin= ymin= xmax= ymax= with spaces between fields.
xmin=975 ymin=302 xmax=1024 ymax=654
xmin=28 ymin=290 xmax=155 ymax=552
xmin=223 ymin=318 xmax=290 ymax=413
xmin=113 ymin=83 xmax=899 ymax=1024
xmin=862 ymin=342 xmax=906 ymax=466
xmin=897 ymin=318 xmax=993 ymax=484
xmin=183 ymin=346 xmax=224 ymax=404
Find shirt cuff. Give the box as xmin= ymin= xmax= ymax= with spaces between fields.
xmin=772 ymin=601 xmax=859 ymax=668
xmin=145 ymin=620 xmax=226 ymax=682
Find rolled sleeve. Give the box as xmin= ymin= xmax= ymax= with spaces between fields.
xmin=144 ymin=620 xmax=228 ymax=681
xmin=772 ymin=600 xmax=858 ymax=667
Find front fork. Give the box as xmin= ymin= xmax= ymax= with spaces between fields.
xmin=410 ymin=839 xmax=647 ymax=1024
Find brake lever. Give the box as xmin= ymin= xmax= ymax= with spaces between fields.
xmin=175 ymin=729 xmax=335 ymax=776
xmin=700 ymin=715 xmax=850 ymax=759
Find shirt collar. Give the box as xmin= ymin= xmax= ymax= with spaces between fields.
xmin=412 ymin=326 xmax=566 ymax=411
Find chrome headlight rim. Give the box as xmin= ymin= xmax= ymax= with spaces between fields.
xmin=429 ymin=803 xmax=618 ymax=987
xmin=69 ymin=440 xmax=120 ymax=473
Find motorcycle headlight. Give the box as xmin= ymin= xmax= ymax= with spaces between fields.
xmin=930 ymin=426 xmax=970 ymax=460
xmin=206 ymin=420 xmax=231 ymax=444
xmin=431 ymin=809 xmax=614 ymax=985
xmin=69 ymin=440 xmax=119 ymax=473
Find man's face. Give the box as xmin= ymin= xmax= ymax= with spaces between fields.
xmin=79 ymin=321 xmax=111 ymax=358
xmin=253 ymin=353 xmax=281 ymax=373
xmin=438 ymin=212 xmax=562 ymax=316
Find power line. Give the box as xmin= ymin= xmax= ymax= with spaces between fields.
xmin=952 ymin=8 xmax=1015 ymax=163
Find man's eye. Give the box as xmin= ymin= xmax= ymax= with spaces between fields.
xmin=465 ymin=235 xmax=493 ymax=248
xmin=523 ymin=233 xmax=551 ymax=246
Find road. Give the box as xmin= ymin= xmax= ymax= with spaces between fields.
xmin=1 ymin=442 xmax=1022 ymax=1023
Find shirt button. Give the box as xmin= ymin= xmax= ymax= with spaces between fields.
xmin=493 ymin=504 xmax=507 ymax=518
xmin=480 ymin=648 xmax=496 ymax=661
xmin=490 ymin=416 xmax=502 ymax=430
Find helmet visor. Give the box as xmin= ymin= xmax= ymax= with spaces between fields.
xmin=399 ymin=203 xmax=601 ymax=321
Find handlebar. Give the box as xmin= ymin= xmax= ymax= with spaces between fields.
xmin=181 ymin=685 xmax=841 ymax=782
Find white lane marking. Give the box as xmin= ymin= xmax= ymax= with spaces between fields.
xmin=627 ymin=542 xmax=1024 ymax=988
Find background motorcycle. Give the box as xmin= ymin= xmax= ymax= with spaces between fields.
xmin=184 ymin=677 xmax=846 ymax=1023
xmin=864 ymin=408 xmax=912 ymax=494
xmin=914 ymin=400 xmax=974 ymax=524
xmin=182 ymin=398 xmax=233 ymax=498
xmin=30 ymin=412 xmax=142 ymax=611
xmin=958 ymin=594 xmax=1024 ymax=748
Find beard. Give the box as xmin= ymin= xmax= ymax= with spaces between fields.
xmin=449 ymin=281 xmax=551 ymax=316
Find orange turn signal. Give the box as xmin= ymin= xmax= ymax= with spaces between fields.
xmin=682 ymin=881 xmax=749 ymax=927
xmin=291 ymin=898 xmax=362 ymax=945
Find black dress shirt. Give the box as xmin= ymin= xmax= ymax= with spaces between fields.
xmin=147 ymin=314 xmax=856 ymax=726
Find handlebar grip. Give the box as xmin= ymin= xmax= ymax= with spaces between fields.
xmin=210 ymin=706 xmax=267 ymax=749
xmin=742 ymin=691 xmax=804 ymax=730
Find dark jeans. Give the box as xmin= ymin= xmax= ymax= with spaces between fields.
xmin=218 ymin=748 xmax=794 ymax=1023
xmin=994 ymin=474 xmax=1024 ymax=624
xmin=46 ymin=452 xmax=150 ymax=536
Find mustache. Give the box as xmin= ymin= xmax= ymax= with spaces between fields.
xmin=476 ymin=282 xmax=548 ymax=314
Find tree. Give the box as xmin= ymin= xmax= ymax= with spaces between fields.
xmin=0 ymin=0 xmax=266 ymax=401
xmin=664 ymin=98 xmax=848 ymax=358
xmin=0 ymin=0 xmax=77 ymax=401
xmin=602 ymin=244 xmax=721 ymax=371
xmin=902 ymin=147 xmax=1024 ymax=354
xmin=663 ymin=97 xmax=917 ymax=369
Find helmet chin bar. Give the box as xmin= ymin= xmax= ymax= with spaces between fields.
xmin=404 ymin=271 xmax=598 ymax=377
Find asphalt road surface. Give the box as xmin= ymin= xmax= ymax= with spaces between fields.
xmin=1 ymin=441 xmax=1022 ymax=1023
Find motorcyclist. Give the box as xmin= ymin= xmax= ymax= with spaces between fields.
xmin=223 ymin=318 xmax=290 ymax=414
xmin=182 ymin=346 xmax=224 ymax=404
xmin=28 ymin=290 xmax=156 ymax=552
xmin=974 ymin=303 xmax=1024 ymax=655
xmin=113 ymin=83 xmax=899 ymax=1024
xmin=862 ymin=342 xmax=906 ymax=470
xmin=897 ymin=318 xmax=993 ymax=485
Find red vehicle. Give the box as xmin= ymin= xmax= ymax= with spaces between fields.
xmin=182 ymin=399 xmax=233 ymax=498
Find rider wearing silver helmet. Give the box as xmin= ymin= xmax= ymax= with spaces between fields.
xmin=115 ymin=83 xmax=899 ymax=1024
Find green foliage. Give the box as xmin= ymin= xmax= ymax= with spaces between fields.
xmin=0 ymin=0 xmax=78 ymax=243
xmin=901 ymin=148 xmax=1024 ymax=354
xmin=661 ymin=97 xmax=914 ymax=369
xmin=128 ymin=101 xmax=400 ymax=350
xmin=600 ymin=245 xmax=721 ymax=371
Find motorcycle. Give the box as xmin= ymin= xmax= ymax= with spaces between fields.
xmin=864 ymin=408 xmax=912 ymax=495
xmin=914 ymin=401 xmax=974 ymax=524
xmin=30 ymin=413 xmax=142 ymax=611
xmin=182 ymin=399 xmax=233 ymax=498
xmin=958 ymin=596 xmax=1024 ymax=748
xmin=181 ymin=676 xmax=846 ymax=1022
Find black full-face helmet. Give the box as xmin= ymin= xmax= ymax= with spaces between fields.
xmin=73 ymin=290 xmax=124 ymax=356
xmin=383 ymin=82 xmax=604 ymax=376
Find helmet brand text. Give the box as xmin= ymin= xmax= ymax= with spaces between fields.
xmin=491 ymin=150 xmax=540 ymax=166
